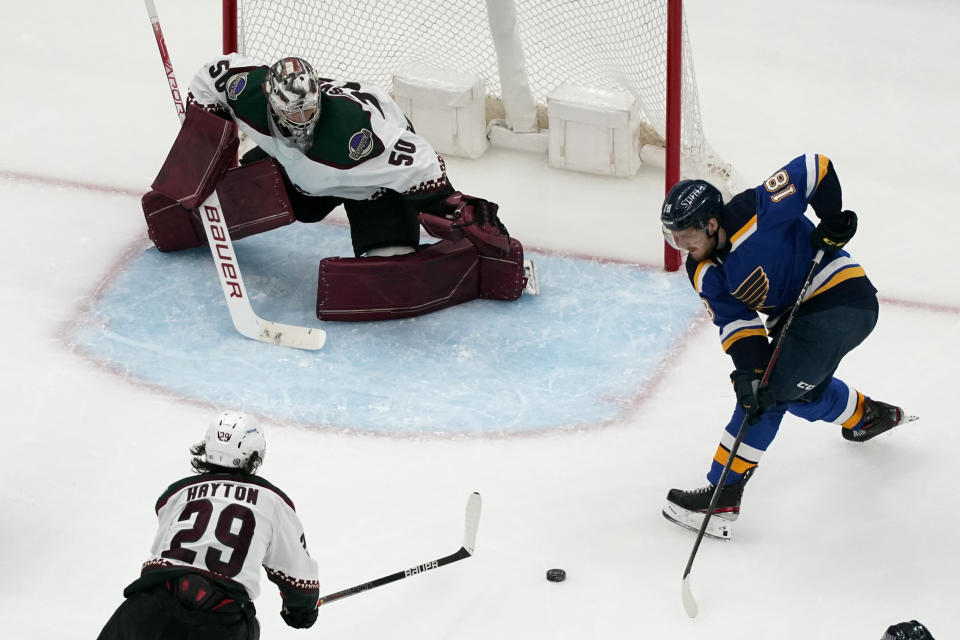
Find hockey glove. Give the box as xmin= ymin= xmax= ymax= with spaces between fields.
xmin=730 ymin=369 xmax=772 ymax=424
xmin=281 ymin=605 xmax=318 ymax=629
xmin=419 ymin=191 xmax=511 ymax=255
xmin=811 ymin=210 xmax=857 ymax=252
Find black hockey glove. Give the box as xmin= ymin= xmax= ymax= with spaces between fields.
xmin=882 ymin=620 xmax=935 ymax=640
xmin=281 ymin=605 xmax=318 ymax=629
xmin=811 ymin=210 xmax=857 ymax=252
xmin=730 ymin=369 xmax=773 ymax=424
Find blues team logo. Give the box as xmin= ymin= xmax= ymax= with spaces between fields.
xmin=348 ymin=128 xmax=374 ymax=160
xmin=227 ymin=73 xmax=248 ymax=100
xmin=732 ymin=266 xmax=772 ymax=311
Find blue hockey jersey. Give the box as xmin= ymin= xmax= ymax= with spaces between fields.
xmin=685 ymin=154 xmax=877 ymax=372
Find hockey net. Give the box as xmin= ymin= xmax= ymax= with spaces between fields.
xmin=226 ymin=0 xmax=739 ymax=265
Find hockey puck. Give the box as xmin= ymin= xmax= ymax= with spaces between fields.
xmin=546 ymin=568 xmax=566 ymax=583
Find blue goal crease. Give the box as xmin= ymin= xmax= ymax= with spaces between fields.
xmin=69 ymin=224 xmax=700 ymax=434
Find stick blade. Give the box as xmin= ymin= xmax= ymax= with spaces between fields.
xmin=257 ymin=321 xmax=326 ymax=350
xmin=462 ymin=492 xmax=482 ymax=554
xmin=682 ymin=575 xmax=698 ymax=618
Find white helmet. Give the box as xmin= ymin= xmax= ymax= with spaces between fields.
xmin=266 ymin=56 xmax=321 ymax=139
xmin=204 ymin=411 xmax=266 ymax=473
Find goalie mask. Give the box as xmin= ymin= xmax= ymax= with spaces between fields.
xmin=204 ymin=411 xmax=266 ymax=473
xmin=266 ymin=57 xmax=321 ymax=139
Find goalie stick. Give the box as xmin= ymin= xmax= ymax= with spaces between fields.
xmin=144 ymin=0 xmax=325 ymax=350
xmin=318 ymin=492 xmax=482 ymax=607
xmin=680 ymin=249 xmax=824 ymax=619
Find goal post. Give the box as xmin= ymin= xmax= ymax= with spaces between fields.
xmin=221 ymin=0 xmax=735 ymax=271
xmin=664 ymin=0 xmax=684 ymax=272
xmin=222 ymin=0 xmax=237 ymax=56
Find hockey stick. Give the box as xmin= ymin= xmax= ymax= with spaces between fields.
xmin=144 ymin=0 xmax=325 ymax=350
xmin=681 ymin=249 xmax=825 ymax=618
xmin=318 ymin=492 xmax=482 ymax=607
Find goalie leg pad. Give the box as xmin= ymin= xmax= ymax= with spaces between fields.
xmin=317 ymin=239 xmax=480 ymax=321
xmin=142 ymin=190 xmax=204 ymax=252
xmin=479 ymin=237 xmax=525 ymax=301
xmin=151 ymin=104 xmax=239 ymax=209
xmin=215 ymin=158 xmax=296 ymax=241
xmin=142 ymin=158 xmax=296 ymax=252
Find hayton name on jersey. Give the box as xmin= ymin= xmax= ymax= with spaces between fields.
xmin=183 ymin=480 xmax=260 ymax=505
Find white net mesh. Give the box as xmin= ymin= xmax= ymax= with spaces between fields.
xmin=235 ymin=0 xmax=738 ymax=193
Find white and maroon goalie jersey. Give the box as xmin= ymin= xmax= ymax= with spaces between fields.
xmin=138 ymin=472 xmax=319 ymax=610
xmin=187 ymin=53 xmax=451 ymax=202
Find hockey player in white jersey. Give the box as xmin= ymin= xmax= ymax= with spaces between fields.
xmin=98 ymin=412 xmax=319 ymax=639
xmin=142 ymin=55 xmax=536 ymax=321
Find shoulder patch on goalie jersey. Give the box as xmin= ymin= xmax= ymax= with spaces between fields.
xmin=227 ymin=72 xmax=249 ymax=100
xmin=226 ymin=67 xmax=271 ymax=135
xmin=306 ymin=92 xmax=385 ymax=168
xmin=347 ymin=128 xmax=375 ymax=160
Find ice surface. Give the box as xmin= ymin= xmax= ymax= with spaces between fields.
xmin=68 ymin=223 xmax=699 ymax=433
xmin=1 ymin=1 xmax=958 ymax=638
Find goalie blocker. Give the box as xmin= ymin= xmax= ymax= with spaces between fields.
xmin=143 ymin=105 xmax=532 ymax=322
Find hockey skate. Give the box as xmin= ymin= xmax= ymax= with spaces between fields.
xmin=662 ymin=468 xmax=755 ymax=542
xmin=523 ymin=259 xmax=539 ymax=295
xmin=842 ymin=398 xmax=918 ymax=442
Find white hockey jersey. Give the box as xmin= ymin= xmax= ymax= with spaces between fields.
xmin=139 ymin=473 xmax=319 ymax=605
xmin=187 ymin=53 xmax=449 ymax=201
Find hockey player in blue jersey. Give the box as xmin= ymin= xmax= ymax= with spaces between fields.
xmin=660 ymin=154 xmax=914 ymax=540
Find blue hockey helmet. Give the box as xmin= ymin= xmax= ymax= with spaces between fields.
xmin=660 ymin=179 xmax=723 ymax=232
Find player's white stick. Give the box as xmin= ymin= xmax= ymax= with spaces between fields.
xmin=317 ymin=492 xmax=482 ymax=606
xmin=144 ymin=0 xmax=325 ymax=350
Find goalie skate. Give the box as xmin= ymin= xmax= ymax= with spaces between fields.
xmin=662 ymin=503 xmax=733 ymax=542
xmin=523 ymin=259 xmax=539 ymax=295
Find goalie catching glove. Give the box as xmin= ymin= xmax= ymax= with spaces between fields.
xmin=419 ymin=192 xmax=511 ymax=256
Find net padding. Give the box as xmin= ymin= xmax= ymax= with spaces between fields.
xmin=236 ymin=0 xmax=741 ymax=195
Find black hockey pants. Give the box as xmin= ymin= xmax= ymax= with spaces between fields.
xmin=97 ymin=585 xmax=259 ymax=640
xmin=240 ymin=145 xmax=423 ymax=257
xmin=765 ymin=294 xmax=879 ymax=404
